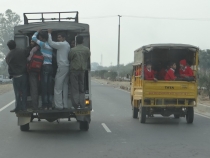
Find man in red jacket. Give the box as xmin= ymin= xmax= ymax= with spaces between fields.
xmin=165 ymin=62 xmax=177 ymax=81
xmin=179 ymin=59 xmax=194 ymax=78
xmin=144 ymin=61 xmax=157 ymax=81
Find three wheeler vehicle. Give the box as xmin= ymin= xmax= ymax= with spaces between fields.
xmin=130 ymin=44 xmax=199 ymax=123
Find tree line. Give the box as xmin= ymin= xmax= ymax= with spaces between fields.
xmin=198 ymin=49 xmax=210 ymax=98
xmin=0 ymin=9 xmax=21 ymax=76
xmin=91 ymin=63 xmax=133 ymax=81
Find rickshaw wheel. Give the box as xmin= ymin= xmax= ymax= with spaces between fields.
xmin=133 ymin=107 xmax=138 ymax=119
xmin=20 ymin=123 xmax=30 ymax=131
xmin=186 ymin=107 xmax=194 ymax=124
xmin=139 ymin=105 xmax=146 ymax=123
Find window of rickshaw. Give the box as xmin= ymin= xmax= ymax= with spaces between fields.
xmin=143 ymin=48 xmax=197 ymax=80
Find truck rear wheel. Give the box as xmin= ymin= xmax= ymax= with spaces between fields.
xmin=139 ymin=105 xmax=146 ymax=123
xmin=132 ymin=107 xmax=138 ymax=119
xmin=186 ymin=107 xmax=194 ymax=124
xmin=80 ymin=121 xmax=89 ymax=131
xmin=20 ymin=123 xmax=30 ymax=131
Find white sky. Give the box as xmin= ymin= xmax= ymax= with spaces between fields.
xmin=1 ymin=0 xmax=210 ymax=66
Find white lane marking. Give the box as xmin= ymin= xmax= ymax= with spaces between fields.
xmin=195 ymin=112 xmax=210 ymax=119
xmin=0 ymin=100 xmax=15 ymax=112
xmin=101 ymin=123 xmax=111 ymax=133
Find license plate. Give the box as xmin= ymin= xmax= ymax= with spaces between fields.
xmin=75 ymin=111 xmax=90 ymax=115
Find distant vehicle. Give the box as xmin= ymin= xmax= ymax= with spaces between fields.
xmin=0 ymin=75 xmax=2 ymax=83
xmin=0 ymin=75 xmax=12 ymax=83
xmin=14 ymin=11 xmax=91 ymax=131
xmin=116 ymin=76 xmax=122 ymax=81
xmin=123 ymin=77 xmax=130 ymax=81
xmin=130 ymin=44 xmax=199 ymax=124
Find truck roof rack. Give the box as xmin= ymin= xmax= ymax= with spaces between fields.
xmin=23 ymin=11 xmax=79 ymax=24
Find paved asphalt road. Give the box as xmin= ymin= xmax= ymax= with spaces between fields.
xmin=0 ymin=81 xmax=210 ymax=158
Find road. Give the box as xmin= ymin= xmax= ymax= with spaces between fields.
xmin=0 ymin=80 xmax=210 ymax=158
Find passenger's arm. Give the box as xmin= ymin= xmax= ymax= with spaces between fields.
xmin=27 ymin=46 xmax=38 ymax=61
xmin=48 ymin=33 xmax=63 ymax=49
xmin=186 ymin=67 xmax=194 ymax=77
xmin=5 ymin=53 xmax=12 ymax=65
xmin=32 ymin=32 xmax=44 ymax=48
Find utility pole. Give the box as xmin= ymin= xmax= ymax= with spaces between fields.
xmin=117 ymin=15 xmax=122 ymax=77
xmin=100 ymin=54 xmax=103 ymax=66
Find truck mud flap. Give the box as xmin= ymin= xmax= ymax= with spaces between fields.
xmin=16 ymin=113 xmax=32 ymax=126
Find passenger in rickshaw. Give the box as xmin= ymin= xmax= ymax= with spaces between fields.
xmin=179 ymin=59 xmax=194 ymax=80
xmin=157 ymin=62 xmax=167 ymax=80
xmin=164 ymin=61 xmax=177 ymax=81
xmin=135 ymin=64 xmax=142 ymax=76
xmin=144 ymin=61 xmax=158 ymax=81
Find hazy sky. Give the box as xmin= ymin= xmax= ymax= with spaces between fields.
xmin=1 ymin=0 xmax=210 ymax=66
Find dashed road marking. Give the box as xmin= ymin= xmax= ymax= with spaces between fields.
xmin=0 ymin=100 xmax=15 ymax=112
xmin=102 ymin=123 xmax=111 ymax=133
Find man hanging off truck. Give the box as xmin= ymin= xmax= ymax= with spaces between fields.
xmin=69 ymin=35 xmax=91 ymax=109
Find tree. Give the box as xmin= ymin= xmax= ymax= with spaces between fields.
xmin=0 ymin=9 xmax=21 ymax=56
xmin=199 ymin=50 xmax=210 ymax=73
xmin=199 ymin=74 xmax=210 ymax=99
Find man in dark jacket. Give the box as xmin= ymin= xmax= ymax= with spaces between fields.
xmin=69 ymin=35 xmax=90 ymax=109
xmin=6 ymin=40 xmax=28 ymax=112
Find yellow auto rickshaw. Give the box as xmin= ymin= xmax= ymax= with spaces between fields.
xmin=130 ymin=44 xmax=199 ymax=123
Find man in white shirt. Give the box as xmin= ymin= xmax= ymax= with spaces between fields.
xmin=48 ymin=30 xmax=70 ymax=110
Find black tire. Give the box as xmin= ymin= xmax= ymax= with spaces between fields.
xmin=186 ymin=107 xmax=194 ymax=124
xmin=139 ymin=106 xmax=146 ymax=123
xmin=80 ymin=121 xmax=89 ymax=131
xmin=132 ymin=107 xmax=138 ymax=119
xmin=174 ymin=114 xmax=180 ymax=119
xmin=20 ymin=123 xmax=30 ymax=131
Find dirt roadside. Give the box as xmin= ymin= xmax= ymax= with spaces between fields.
xmin=0 ymin=83 xmax=13 ymax=95
xmin=92 ymin=77 xmax=210 ymax=107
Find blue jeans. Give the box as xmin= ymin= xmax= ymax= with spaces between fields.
xmin=41 ymin=64 xmax=53 ymax=108
xmin=12 ymin=74 xmax=28 ymax=110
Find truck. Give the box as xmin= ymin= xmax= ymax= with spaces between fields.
xmin=14 ymin=11 xmax=92 ymax=131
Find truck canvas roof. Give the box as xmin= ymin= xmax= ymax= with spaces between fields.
xmin=14 ymin=22 xmax=89 ymax=34
xmin=135 ymin=43 xmax=199 ymax=53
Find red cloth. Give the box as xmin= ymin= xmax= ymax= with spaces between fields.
xmin=180 ymin=59 xmax=187 ymax=66
xmin=158 ymin=68 xmax=167 ymax=80
xmin=135 ymin=67 xmax=142 ymax=76
xmin=179 ymin=66 xmax=193 ymax=77
xmin=165 ymin=68 xmax=176 ymax=81
xmin=144 ymin=68 xmax=155 ymax=80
